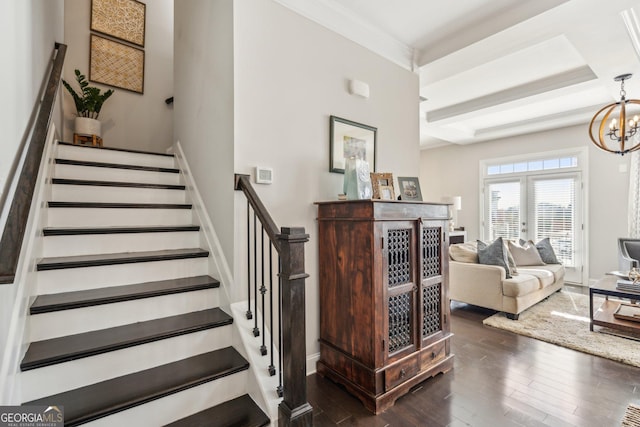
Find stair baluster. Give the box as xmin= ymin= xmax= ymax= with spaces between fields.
xmin=260 ymin=226 xmax=267 ymax=355
xmin=253 ymin=213 xmax=260 ymax=337
xmin=268 ymin=243 xmax=276 ymax=376
xmin=246 ymin=200 xmax=253 ymax=320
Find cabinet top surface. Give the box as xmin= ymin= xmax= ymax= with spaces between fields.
xmin=316 ymin=199 xmax=450 ymax=221
xmin=315 ymin=200 xmax=450 ymax=206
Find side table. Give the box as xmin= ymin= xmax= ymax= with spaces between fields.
xmin=590 ymin=275 xmax=640 ymax=334
xmin=73 ymin=133 xmax=103 ymax=147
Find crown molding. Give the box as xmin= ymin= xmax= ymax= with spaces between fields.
xmin=271 ymin=0 xmax=416 ymax=71
xmin=622 ymin=8 xmax=640 ymax=62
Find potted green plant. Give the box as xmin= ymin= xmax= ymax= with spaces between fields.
xmin=62 ymin=69 xmax=114 ymax=137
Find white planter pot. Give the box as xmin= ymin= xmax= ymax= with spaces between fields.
xmin=74 ymin=117 xmax=101 ymax=137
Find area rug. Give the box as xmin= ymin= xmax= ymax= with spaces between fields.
xmin=622 ymin=403 xmax=640 ymax=427
xmin=482 ymin=291 xmax=640 ymax=367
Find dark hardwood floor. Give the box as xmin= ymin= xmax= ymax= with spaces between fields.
xmin=307 ymin=294 xmax=640 ymax=427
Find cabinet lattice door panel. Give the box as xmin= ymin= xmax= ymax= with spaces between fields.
xmin=422 ymin=227 xmax=441 ymax=279
xmin=387 ymin=228 xmax=411 ymax=287
xmin=420 ymin=222 xmax=447 ymax=346
xmin=388 ymin=293 xmax=412 ymax=353
xmin=422 ymin=283 xmax=441 ymax=338
xmin=384 ymin=222 xmax=417 ymax=360
xmin=316 ymin=200 xmax=453 ymax=415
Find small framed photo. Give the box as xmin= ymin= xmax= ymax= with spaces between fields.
xmin=397 ymin=177 xmax=423 ymax=201
xmin=330 ymin=116 xmax=376 ymax=174
xmin=371 ymin=173 xmax=395 ymax=200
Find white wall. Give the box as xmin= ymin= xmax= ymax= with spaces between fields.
xmin=63 ymin=0 xmax=173 ymax=153
xmin=0 ymin=0 xmax=64 ymax=211
xmin=174 ymin=0 xmax=420 ymax=360
xmin=420 ymin=124 xmax=629 ymax=281
xmin=233 ymin=0 xmax=420 ymax=357
xmin=0 ymin=0 xmax=64 ymax=403
xmin=174 ymin=0 xmax=235 ymax=269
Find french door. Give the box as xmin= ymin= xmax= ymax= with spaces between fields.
xmin=483 ymin=172 xmax=583 ymax=284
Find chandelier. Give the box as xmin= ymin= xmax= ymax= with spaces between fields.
xmin=589 ymin=73 xmax=640 ymax=155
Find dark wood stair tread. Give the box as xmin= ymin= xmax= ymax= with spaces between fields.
xmin=55 ymin=158 xmax=180 ymax=173
xmin=48 ymin=201 xmax=192 ymax=209
xmin=21 ymin=308 xmax=233 ymax=371
xmin=52 ymin=178 xmax=185 ymax=190
xmin=42 ymin=225 xmax=200 ymax=236
xmin=24 ymin=347 xmax=249 ymax=426
xmin=58 ymin=141 xmax=175 ymax=158
xmin=30 ymin=275 xmax=219 ymax=314
xmin=37 ymin=248 xmax=209 ymax=271
xmin=165 ymin=394 xmax=270 ymax=427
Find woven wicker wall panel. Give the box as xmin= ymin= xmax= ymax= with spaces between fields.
xmin=90 ymin=34 xmax=144 ymax=94
xmin=91 ymin=0 xmax=145 ymax=46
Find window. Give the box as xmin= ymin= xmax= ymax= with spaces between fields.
xmin=486 ymin=155 xmax=578 ymax=176
xmin=481 ymin=149 xmax=585 ymax=284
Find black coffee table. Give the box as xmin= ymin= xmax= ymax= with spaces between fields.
xmin=590 ymin=275 xmax=640 ymax=333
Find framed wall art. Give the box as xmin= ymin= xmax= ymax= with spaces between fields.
xmin=397 ymin=176 xmax=423 ymax=201
xmin=90 ymin=34 xmax=145 ymax=94
xmin=91 ymin=0 xmax=146 ymax=47
xmin=371 ymin=173 xmax=395 ymax=200
xmin=330 ymin=116 xmax=376 ymax=174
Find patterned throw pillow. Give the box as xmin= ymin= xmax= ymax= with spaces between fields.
xmin=477 ymin=237 xmax=512 ymax=278
xmin=535 ymin=237 xmax=560 ymax=264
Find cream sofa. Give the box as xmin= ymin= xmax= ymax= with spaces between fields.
xmin=449 ymin=245 xmax=564 ymax=320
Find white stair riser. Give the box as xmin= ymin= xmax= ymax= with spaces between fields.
xmin=30 ymin=288 xmax=220 ymax=341
xmin=47 ymin=207 xmax=192 ymax=227
xmin=57 ymin=145 xmax=175 ymax=169
xmin=85 ymin=371 xmax=249 ymax=427
xmin=54 ymin=163 xmax=181 ymax=185
xmin=42 ymin=231 xmax=200 ymax=257
xmin=20 ymin=327 xmax=234 ymax=402
xmin=52 ymin=185 xmax=186 ymax=204
xmin=37 ymin=258 xmax=209 ymax=294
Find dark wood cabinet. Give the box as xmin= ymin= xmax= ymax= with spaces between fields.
xmin=315 ymin=200 xmax=454 ymax=413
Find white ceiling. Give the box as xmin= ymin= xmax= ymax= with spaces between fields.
xmin=272 ymin=0 xmax=640 ymax=149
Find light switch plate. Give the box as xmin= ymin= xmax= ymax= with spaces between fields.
xmin=255 ymin=167 xmax=273 ymax=184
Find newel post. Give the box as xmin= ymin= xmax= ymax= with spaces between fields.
xmin=277 ymin=227 xmax=313 ymax=427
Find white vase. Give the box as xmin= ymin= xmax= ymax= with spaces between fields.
xmin=74 ymin=117 xmax=101 ymax=137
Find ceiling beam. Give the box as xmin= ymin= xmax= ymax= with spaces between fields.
xmin=426 ymin=65 xmax=597 ymax=123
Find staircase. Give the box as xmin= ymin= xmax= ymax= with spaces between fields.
xmin=20 ymin=141 xmax=270 ymax=426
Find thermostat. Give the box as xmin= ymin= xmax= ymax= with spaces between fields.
xmin=255 ymin=167 xmax=273 ymax=184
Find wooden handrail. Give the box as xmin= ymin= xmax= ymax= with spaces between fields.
xmin=0 ymin=42 xmax=67 ymax=284
xmin=235 ymin=174 xmax=281 ymax=252
xmin=234 ymin=173 xmax=313 ymax=426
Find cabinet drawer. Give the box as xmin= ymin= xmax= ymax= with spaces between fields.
xmin=420 ymin=340 xmax=446 ymax=371
xmin=384 ymin=354 xmax=419 ymax=391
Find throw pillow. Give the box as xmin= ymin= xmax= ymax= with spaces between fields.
xmin=449 ymin=242 xmax=478 ymax=263
xmin=504 ymin=242 xmax=518 ymax=276
xmin=507 ymin=240 xmax=545 ymax=266
xmin=477 ymin=237 xmax=511 ymax=278
xmin=535 ymin=237 xmax=560 ymax=264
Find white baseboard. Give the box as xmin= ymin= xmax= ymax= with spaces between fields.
xmin=307 ymin=352 xmax=320 ymax=375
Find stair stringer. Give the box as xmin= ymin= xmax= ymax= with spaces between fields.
xmin=171 ymin=141 xmax=232 ymax=311
xmin=171 ymin=141 xmax=277 ymax=424
xmin=231 ymin=301 xmax=282 ymax=425
xmin=0 ymin=128 xmax=58 ymax=404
